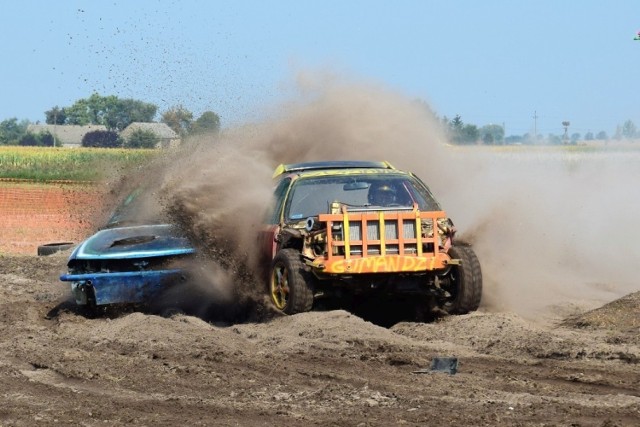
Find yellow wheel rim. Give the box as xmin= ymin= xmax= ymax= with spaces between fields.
xmin=270 ymin=263 xmax=289 ymax=310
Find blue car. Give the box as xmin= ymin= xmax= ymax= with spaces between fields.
xmin=60 ymin=184 xmax=198 ymax=312
xmin=60 ymin=223 xmax=195 ymax=309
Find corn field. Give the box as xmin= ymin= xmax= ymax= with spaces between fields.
xmin=0 ymin=146 xmax=157 ymax=182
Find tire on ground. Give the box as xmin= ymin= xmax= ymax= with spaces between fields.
xmin=442 ymin=245 xmax=482 ymax=314
xmin=37 ymin=242 xmax=75 ymax=256
xmin=270 ymin=248 xmax=314 ymax=315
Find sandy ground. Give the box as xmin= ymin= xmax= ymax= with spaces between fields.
xmin=0 ymin=252 xmax=638 ymax=427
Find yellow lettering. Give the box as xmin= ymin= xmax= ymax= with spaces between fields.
xmin=387 ymin=257 xmax=401 ymax=271
xmin=329 ymin=256 xmax=436 ymax=274
xmin=333 ymin=261 xmax=345 ymax=273
xmin=374 ymin=257 xmax=387 ymax=273
xmin=401 ymin=257 xmax=417 ymax=272
xmin=362 ymin=257 xmax=377 ymax=273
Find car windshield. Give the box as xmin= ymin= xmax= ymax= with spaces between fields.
xmin=285 ymin=174 xmax=441 ymax=220
xmin=105 ymin=188 xmax=165 ymax=228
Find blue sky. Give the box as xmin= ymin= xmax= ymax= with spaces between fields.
xmin=1 ymin=0 xmax=638 ymax=136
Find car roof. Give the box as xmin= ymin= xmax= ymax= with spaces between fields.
xmin=272 ymin=161 xmax=396 ymax=178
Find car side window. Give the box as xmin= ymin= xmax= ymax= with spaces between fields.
xmin=267 ymin=177 xmax=291 ymax=224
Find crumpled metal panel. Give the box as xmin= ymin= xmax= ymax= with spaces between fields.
xmin=69 ymin=224 xmax=194 ymax=261
xmin=61 ymin=269 xmax=184 ymax=305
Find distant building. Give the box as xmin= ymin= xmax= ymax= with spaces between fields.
xmin=27 ymin=124 xmax=107 ymax=148
xmin=26 ymin=122 xmax=181 ymax=149
xmin=121 ymin=122 xmax=180 ymax=148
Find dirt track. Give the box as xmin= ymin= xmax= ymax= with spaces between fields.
xmin=1 ymin=252 xmax=638 ymax=426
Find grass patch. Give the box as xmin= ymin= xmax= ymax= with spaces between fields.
xmin=0 ymin=146 xmax=157 ymax=182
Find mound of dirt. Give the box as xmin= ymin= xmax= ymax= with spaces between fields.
xmin=562 ymin=291 xmax=640 ymax=331
xmin=1 ymin=254 xmax=639 ymax=426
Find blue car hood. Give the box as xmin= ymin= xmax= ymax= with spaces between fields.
xmin=69 ymin=224 xmax=195 ymax=260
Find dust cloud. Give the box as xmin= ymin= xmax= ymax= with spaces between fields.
xmin=446 ymin=148 xmax=640 ymax=320
xmin=122 ymin=72 xmax=637 ymax=321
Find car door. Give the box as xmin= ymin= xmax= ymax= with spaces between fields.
xmin=257 ymin=177 xmax=291 ymax=261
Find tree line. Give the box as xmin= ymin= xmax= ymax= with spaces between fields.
xmin=442 ymin=114 xmax=638 ymax=145
xmin=2 ymin=94 xmax=638 ymax=147
xmin=0 ymin=93 xmax=221 ymax=147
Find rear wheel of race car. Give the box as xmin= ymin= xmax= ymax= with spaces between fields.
xmin=269 ymin=249 xmax=314 ymax=315
xmin=441 ymin=245 xmax=482 ymax=314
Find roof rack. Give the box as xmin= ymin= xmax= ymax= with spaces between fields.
xmin=272 ymin=161 xmax=395 ymax=178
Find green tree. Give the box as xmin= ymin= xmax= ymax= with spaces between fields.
xmin=460 ymin=124 xmax=479 ymax=144
xmin=19 ymin=133 xmax=39 ymax=146
xmin=596 ymin=131 xmax=608 ymax=140
xmin=126 ymin=129 xmax=158 ymax=149
xmin=105 ymin=98 xmax=158 ymax=130
xmin=55 ymin=93 xmax=157 ymax=130
xmin=447 ymin=115 xmax=464 ymax=144
xmin=161 ymin=105 xmax=193 ymax=136
xmin=584 ymin=132 xmax=594 ymax=141
xmin=622 ymin=120 xmax=637 ymax=138
xmin=22 ymin=131 xmax=56 ymax=146
xmin=191 ymin=111 xmax=220 ymax=134
xmin=450 ymin=115 xmax=463 ymax=132
xmin=45 ymin=106 xmax=67 ymax=125
xmin=571 ymin=133 xmax=581 ymax=143
xmin=64 ymin=94 xmax=108 ymax=125
xmin=480 ymin=124 xmax=505 ymax=145
xmin=0 ymin=118 xmax=30 ymax=145
xmin=447 ymin=115 xmax=479 ymax=144
xmin=39 ymin=131 xmax=55 ymax=147
xmin=82 ymin=130 xmax=122 ymax=148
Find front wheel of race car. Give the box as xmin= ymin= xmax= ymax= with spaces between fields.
xmin=441 ymin=245 xmax=482 ymax=314
xmin=269 ymin=249 xmax=314 ymax=315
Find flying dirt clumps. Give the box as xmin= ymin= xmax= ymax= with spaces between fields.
xmin=158 ymin=79 xmax=450 ymax=266
xmin=153 ymin=78 xmax=449 ymax=299
xmin=102 ymin=73 xmax=639 ymax=322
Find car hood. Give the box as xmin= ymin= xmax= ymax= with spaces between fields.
xmin=69 ymin=224 xmax=195 ymax=261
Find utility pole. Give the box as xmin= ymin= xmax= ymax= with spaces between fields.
xmin=533 ymin=110 xmax=538 ymax=141
xmin=562 ymin=121 xmax=570 ymax=144
xmin=53 ymin=110 xmax=58 ymax=147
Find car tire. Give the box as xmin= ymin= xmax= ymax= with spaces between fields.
xmin=442 ymin=245 xmax=482 ymax=314
xmin=37 ymin=242 xmax=74 ymax=256
xmin=269 ymin=248 xmax=314 ymax=315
